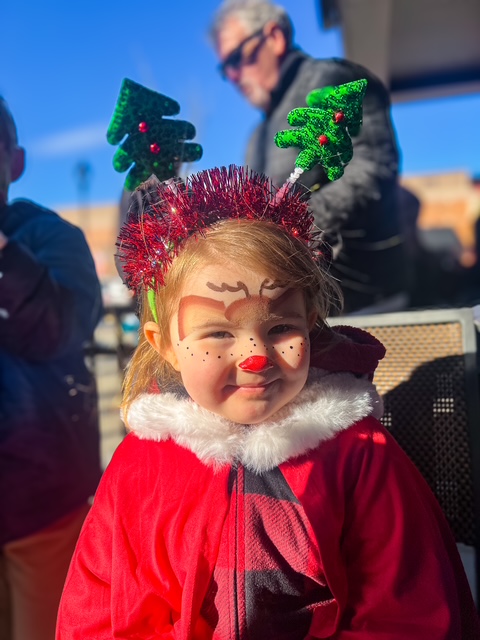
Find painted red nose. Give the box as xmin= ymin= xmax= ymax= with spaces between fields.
xmin=239 ymin=355 xmax=272 ymax=372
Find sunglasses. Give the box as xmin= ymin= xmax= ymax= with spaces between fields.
xmin=218 ymin=29 xmax=267 ymax=80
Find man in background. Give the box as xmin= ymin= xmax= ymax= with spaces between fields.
xmin=211 ymin=0 xmax=408 ymax=314
xmin=0 ymin=97 xmax=102 ymax=640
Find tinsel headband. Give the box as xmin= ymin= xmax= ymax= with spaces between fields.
xmin=116 ymin=164 xmax=319 ymax=295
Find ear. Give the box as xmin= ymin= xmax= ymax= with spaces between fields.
xmin=143 ymin=321 xmax=180 ymax=371
xmin=265 ymin=21 xmax=287 ymax=57
xmin=10 ymin=147 xmax=25 ymax=183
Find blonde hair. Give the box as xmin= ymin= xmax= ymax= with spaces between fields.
xmin=121 ymin=218 xmax=342 ymax=415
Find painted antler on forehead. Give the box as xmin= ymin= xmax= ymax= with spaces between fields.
xmin=116 ymin=165 xmax=316 ymax=295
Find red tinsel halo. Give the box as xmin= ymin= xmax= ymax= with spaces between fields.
xmin=116 ymin=164 xmax=319 ymax=293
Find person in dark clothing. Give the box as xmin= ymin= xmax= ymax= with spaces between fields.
xmin=211 ymin=0 xmax=408 ymax=314
xmin=0 ymin=97 xmax=103 ymax=640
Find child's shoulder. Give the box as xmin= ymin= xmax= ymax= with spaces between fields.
xmin=283 ymin=415 xmax=423 ymax=518
xmin=94 ymin=433 xmax=232 ymax=520
xmin=300 ymin=415 xmax=419 ymax=495
xmin=105 ymin=432 xmax=227 ymax=486
xmin=317 ymin=415 xmax=402 ymax=463
xmin=109 ymin=432 xmax=199 ymax=467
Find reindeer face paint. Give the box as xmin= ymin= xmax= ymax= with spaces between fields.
xmin=166 ymin=263 xmax=315 ymax=425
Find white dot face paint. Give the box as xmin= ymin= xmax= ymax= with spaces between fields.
xmin=167 ymin=262 xmax=314 ymax=424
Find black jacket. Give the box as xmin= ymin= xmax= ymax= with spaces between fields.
xmin=246 ymin=50 xmax=407 ymax=313
xmin=0 ymin=199 xmax=103 ymax=544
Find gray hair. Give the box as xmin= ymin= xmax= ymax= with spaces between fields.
xmin=209 ymin=0 xmax=294 ymax=48
xmin=0 ymin=97 xmax=18 ymax=152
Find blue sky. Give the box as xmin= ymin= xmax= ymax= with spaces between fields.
xmin=3 ymin=0 xmax=480 ymax=210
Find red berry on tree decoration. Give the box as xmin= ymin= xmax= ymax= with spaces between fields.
xmin=274 ymin=79 xmax=367 ymax=182
xmin=107 ymin=78 xmax=203 ymax=190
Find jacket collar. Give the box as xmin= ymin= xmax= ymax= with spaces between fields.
xmin=267 ymin=48 xmax=308 ymax=115
xmin=125 ymin=369 xmax=382 ymax=473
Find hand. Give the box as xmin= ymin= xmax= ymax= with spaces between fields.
xmin=0 ymin=231 xmax=8 ymax=250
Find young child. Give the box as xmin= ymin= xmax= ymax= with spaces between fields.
xmin=57 ymin=166 xmax=479 ymax=639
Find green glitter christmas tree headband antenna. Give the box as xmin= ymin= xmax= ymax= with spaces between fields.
xmin=107 ymin=78 xmax=203 ymax=191
xmin=114 ymin=79 xmax=366 ymax=323
xmin=274 ymin=78 xmax=367 ymax=190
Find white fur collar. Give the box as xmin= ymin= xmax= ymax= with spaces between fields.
xmin=124 ymin=369 xmax=382 ymax=473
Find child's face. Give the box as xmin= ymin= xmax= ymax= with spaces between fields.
xmin=158 ymin=262 xmax=316 ymax=424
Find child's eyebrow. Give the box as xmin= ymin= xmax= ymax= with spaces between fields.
xmin=189 ymin=319 xmax=233 ymax=331
xmin=190 ymin=311 xmax=305 ymax=332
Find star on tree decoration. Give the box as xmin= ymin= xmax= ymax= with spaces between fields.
xmin=107 ymin=78 xmax=203 ymax=191
xmin=274 ymin=79 xmax=367 ymax=182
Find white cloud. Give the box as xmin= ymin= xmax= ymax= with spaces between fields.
xmin=29 ymin=122 xmax=110 ymax=157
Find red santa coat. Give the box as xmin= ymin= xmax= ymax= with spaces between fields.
xmin=56 ymin=361 xmax=479 ymax=639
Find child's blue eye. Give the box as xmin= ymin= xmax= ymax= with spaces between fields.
xmin=269 ymin=324 xmax=294 ymax=335
xmin=209 ymin=331 xmax=233 ymax=339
